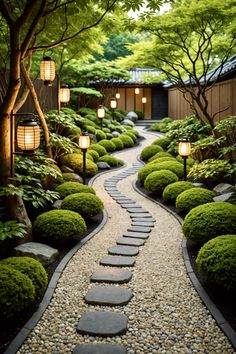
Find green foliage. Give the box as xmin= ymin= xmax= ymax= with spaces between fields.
xmin=60 ymin=153 xmax=98 ymax=176
xmin=214 ymin=116 xmax=236 ymax=162
xmin=176 ymin=155 xmax=196 ymax=167
xmin=176 ymin=187 xmax=215 ymax=213
xmin=71 ymin=87 xmax=103 ymax=98
xmin=152 ymin=136 xmax=171 ymax=149
xmin=119 ymin=134 xmax=135 ymax=148
xmin=110 ymin=137 xmax=124 ymax=150
xmin=0 ymin=220 xmax=26 ymax=241
xmin=1 ymin=257 xmax=48 ymax=297
xmin=196 ymin=235 xmax=236 ymax=290
xmin=89 ymin=144 xmax=107 ymax=157
xmin=33 ymin=210 xmax=87 ymax=245
xmin=144 ymin=170 xmax=178 ymax=193
xmin=148 ymin=156 xmax=177 ymax=164
xmin=140 ymin=145 xmax=163 ymax=161
xmin=149 ymin=160 xmax=185 ymax=178
xmin=55 ymin=181 xmax=95 ymax=199
xmin=85 ymin=149 xmax=99 ymax=162
xmin=182 ymin=202 xmax=236 ymax=243
xmin=138 ymin=163 xmax=162 ymax=184
xmin=162 ymin=181 xmax=194 ymax=203
xmin=0 ymin=265 xmax=35 ymax=318
xmin=61 ymin=193 xmax=104 ymax=219
xmin=62 ymin=173 xmax=82 ymax=182
xmin=78 ymin=107 xmax=97 ymax=117
xmin=124 ymin=131 xmax=137 ymax=143
xmin=49 ymin=133 xmax=79 ymax=160
xmin=95 ymin=129 xmax=107 ymax=141
xmin=148 ymin=151 xmax=173 ymax=162
xmin=191 ymin=136 xmax=220 ymax=162
xmin=98 ymin=155 xmax=124 ymax=167
xmin=98 ymin=139 xmax=116 ymax=152
xmin=45 ymin=111 xmax=81 ymax=137
xmin=86 ymin=125 xmax=96 ymax=134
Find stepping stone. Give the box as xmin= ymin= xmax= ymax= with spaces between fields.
xmin=100 ymin=255 xmax=135 ymax=267
xmin=118 ymin=201 xmax=136 ymax=206
xmin=73 ymin=343 xmax=127 ymax=354
xmin=77 ymin=311 xmax=128 ymax=337
xmin=127 ymin=208 xmax=148 ymax=213
xmin=117 ymin=237 xmax=145 ymax=247
xmin=120 ymin=203 xmax=137 ymax=208
xmin=105 ymin=187 xmax=118 ymax=191
xmin=131 ymin=217 xmax=156 ymax=222
xmin=108 ymin=245 xmax=139 ymax=256
xmin=131 ymin=221 xmax=155 ymax=227
xmin=127 ymin=226 xmax=151 ymax=233
xmin=90 ymin=269 xmax=133 ymax=284
xmin=109 ymin=193 xmax=124 ymax=197
xmin=84 ymin=286 xmax=133 ymax=306
xmin=123 ymin=231 xmax=150 ymax=240
xmin=131 ymin=213 xmax=153 ymax=218
xmin=115 ymin=198 xmax=134 ymax=203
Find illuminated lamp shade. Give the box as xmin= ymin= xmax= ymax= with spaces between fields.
xmin=110 ymin=98 xmax=117 ymax=109
xmin=115 ymin=92 xmax=120 ymax=99
xmin=142 ymin=97 xmax=147 ymax=103
xmin=59 ymin=85 xmax=70 ymax=104
xmin=40 ymin=56 xmax=55 ymax=85
xmin=135 ymin=88 xmax=140 ymax=94
xmin=97 ymin=106 xmax=105 ymax=119
xmin=178 ymin=138 xmax=191 ymax=157
xmin=17 ymin=119 xmax=40 ymax=154
xmin=79 ymin=134 xmax=90 ymax=150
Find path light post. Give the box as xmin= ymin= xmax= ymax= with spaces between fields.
xmin=97 ymin=105 xmax=105 ymax=129
xmin=110 ymin=98 xmax=117 ymax=121
xmin=115 ymin=92 xmax=120 ymax=100
xmin=142 ymin=96 xmax=147 ymax=118
xmin=178 ymin=138 xmax=191 ymax=181
xmin=79 ymin=132 xmax=90 ymax=185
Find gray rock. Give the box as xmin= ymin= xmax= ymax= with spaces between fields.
xmin=112 ymin=131 xmax=120 ymax=137
xmin=192 ymin=182 xmax=207 ymax=188
xmin=213 ymin=192 xmax=234 ymax=202
xmin=117 ymin=237 xmax=145 ymax=247
xmin=100 ymin=255 xmax=135 ymax=267
xmin=127 ymin=226 xmax=151 ymax=233
xmin=14 ymin=242 xmax=59 ymax=266
xmin=73 ymin=343 xmax=127 ymax=354
xmin=121 ymin=119 xmax=135 ymax=127
xmin=123 ymin=231 xmax=150 ymax=240
xmin=62 ymin=173 xmax=83 ymax=183
xmin=52 ymin=199 xmax=62 ymax=209
xmin=90 ymin=268 xmax=133 ymax=284
xmin=108 ymin=245 xmax=139 ymax=256
xmin=84 ymin=286 xmax=133 ymax=306
xmin=126 ymin=111 xmax=138 ymax=121
xmin=127 ymin=207 xmax=148 ymax=213
xmin=97 ymin=161 xmax=111 ymax=169
xmin=61 ymin=165 xmax=74 ymax=173
xmin=131 ymin=221 xmax=155 ymax=227
xmin=213 ymin=183 xmax=235 ymax=195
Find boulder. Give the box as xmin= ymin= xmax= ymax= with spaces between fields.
xmin=112 ymin=131 xmax=120 ymax=137
xmin=213 ymin=183 xmax=235 ymax=195
xmin=14 ymin=242 xmax=59 ymax=266
xmin=126 ymin=111 xmax=138 ymax=121
xmin=62 ymin=173 xmax=83 ymax=183
xmin=192 ymin=182 xmax=207 ymax=188
xmin=213 ymin=192 xmax=235 ymax=202
xmin=52 ymin=199 xmax=62 ymax=209
xmin=61 ymin=165 xmax=74 ymax=173
xmin=97 ymin=162 xmax=111 ymax=170
xmin=121 ymin=119 xmax=135 ymax=127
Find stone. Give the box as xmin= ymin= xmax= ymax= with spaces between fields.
xmin=127 ymin=208 xmax=148 ymax=213
xmin=130 ymin=213 xmax=153 ymax=218
xmin=127 ymin=226 xmax=151 ymax=233
xmin=61 ymin=165 xmax=74 ymax=173
xmin=116 ymin=237 xmax=145 ymax=247
xmin=112 ymin=131 xmax=120 ymax=137
xmin=97 ymin=162 xmax=111 ymax=169
xmin=77 ymin=311 xmax=128 ymax=336
xmin=213 ymin=192 xmax=234 ymax=202
xmin=131 ymin=217 xmax=156 ymax=222
xmin=14 ymin=242 xmax=59 ymax=267
xmin=73 ymin=343 xmax=127 ymax=354
xmin=108 ymin=245 xmax=139 ymax=256
xmin=84 ymin=286 xmax=133 ymax=306
xmin=121 ymin=203 xmax=138 ymax=208
xmin=192 ymin=182 xmax=207 ymax=188
xmin=131 ymin=221 xmax=155 ymax=227
xmin=90 ymin=269 xmax=133 ymax=284
xmin=213 ymin=183 xmax=235 ymax=195
xmin=100 ymin=255 xmax=135 ymax=267
xmin=118 ymin=201 xmax=136 ymax=206
xmin=126 ymin=111 xmax=138 ymax=120
xmin=121 ymin=119 xmax=135 ymax=127
xmin=62 ymin=173 xmax=83 ymax=183
xmin=123 ymin=231 xmax=150 ymax=240
xmin=52 ymin=199 xmax=62 ymax=209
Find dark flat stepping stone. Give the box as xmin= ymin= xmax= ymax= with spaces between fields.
xmin=73 ymin=343 xmax=126 ymax=354
xmin=105 ymin=187 xmax=118 ymax=191
xmin=100 ymin=255 xmax=135 ymax=267
xmin=77 ymin=311 xmax=128 ymax=337
xmin=123 ymin=231 xmax=149 ymax=240
xmin=117 ymin=237 xmax=145 ymax=246
xmin=131 ymin=221 xmax=155 ymax=227
xmin=108 ymin=245 xmax=139 ymax=256
xmin=120 ymin=203 xmax=137 ymax=208
xmin=118 ymin=201 xmax=136 ymax=206
xmin=90 ymin=268 xmax=133 ymax=284
xmin=84 ymin=286 xmax=133 ymax=306
xmin=127 ymin=208 xmax=148 ymax=213
xmin=115 ymin=198 xmax=134 ymax=203
xmin=131 ymin=213 xmax=153 ymax=218
xmin=131 ymin=217 xmax=156 ymax=222
xmin=127 ymin=226 xmax=151 ymax=233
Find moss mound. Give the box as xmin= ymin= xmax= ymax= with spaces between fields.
xmin=60 ymin=153 xmax=98 ymax=176
xmin=144 ymin=170 xmax=178 ymax=193
xmin=119 ymin=134 xmax=135 ymax=148
xmin=110 ymin=137 xmax=124 ymax=150
xmin=61 ymin=192 xmax=104 ymax=219
xmin=140 ymin=145 xmax=163 ymax=161
xmin=83 ymin=149 xmax=99 ymax=162
xmin=138 ymin=163 xmax=162 ymax=184
xmin=98 ymin=139 xmax=116 ymax=152
xmin=196 ymin=235 xmax=236 ymax=289
xmin=182 ymin=202 xmax=236 ymax=243
xmin=95 ymin=129 xmax=107 ymax=141
xmin=176 ymin=187 xmax=215 ymax=213
xmin=150 ymin=161 xmax=185 ymax=178
xmin=33 ymin=209 xmax=87 ymax=245
xmin=123 ymin=131 xmax=137 ymax=143
xmin=162 ymin=181 xmax=194 ymax=203
xmin=98 ymin=155 xmax=124 ymax=167
xmin=0 ymin=265 xmax=35 ymax=318
xmin=1 ymin=257 xmax=48 ymax=297
xmin=152 ymin=136 xmax=171 ymax=149
xmin=55 ymin=181 xmax=95 ymax=199
xmin=89 ymin=143 xmax=107 ymax=157
xmin=148 ymin=156 xmax=176 ymax=164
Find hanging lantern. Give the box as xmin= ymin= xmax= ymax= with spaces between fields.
xmin=142 ymin=97 xmax=147 ymax=103
xmin=110 ymin=98 xmax=117 ymax=109
xmin=115 ymin=92 xmax=120 ymax=99
xmin=135 ymin=88 xmax=140 ymax=94
xmin=40 ymin=56 xmax=55 ymax=85
xmin=17 ymin=118 xmax=40 ymax=154
xmin=59 ymin=85 xmax=70 ymax=104
xmin=97 ymin=105 xmax=105 ymax=119
xmin=178 ymin=138 xmax=191 ymax=157
xmin=79 ymin=133 xmax=90 ymax=150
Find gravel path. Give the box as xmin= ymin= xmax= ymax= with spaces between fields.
xmin=17 ymin=128 xmax=235 ymax=354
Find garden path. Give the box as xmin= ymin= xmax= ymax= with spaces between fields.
xmin=17 ymin=127 xmax=235 ymax=354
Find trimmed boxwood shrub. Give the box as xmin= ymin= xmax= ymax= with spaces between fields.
xmin=148 ymin=156 xmax=176 ymax=164
xmin=140 ymin=145 xmax=163 ymax=161
xmin=33 ymin=209 xmax=87 ymax=245
xmin=148 ymin=151 xmax=173 ymax=162
xmin=0 ymin=265 xmax=35 ymax=318
xmin=1 ymin=257 xmax=48 ymax=297
xmin=98 ymin=155 xmax=124 ymax=167
xmin=85 ymin=152 xmax=94 ymax=161
xmin=85 ymin=125 xmax=96 ymax=134
xmin=124 ymin=131 xmax=137 ymax=143
xmin=144 ymin=170 xmax=178 ymax=193
xmin=182 ymin=202 xmax=236 ymax=243
xmin=176 ymin=187 xmax=215 ymax=213
xmin=60 ymin=153 xmax=98 ymax=176
xmin=95 ymin=129 xmax=107 ymax=141
xmin=138 ymin=163 xmax=161 ymax=184
xmin=152 ymin=136 xmax=171 ymax=149
xmin=196 ymin=235 xmax=236 ymax=289
xmin=55 ymin=181 xmax=95 ymax=198
xmin=89 ymin=143 xmax=107 ymax=157
xmin=149 ymin=161 xmax=185 ymax=178
xmin=119 ymin=134 xmax=135 ymax=148
xmin=130 ymin=128 xmax=140 ymax=138
xmin=85 ymin=149 xmax=99 ymax=162
xmin=110 ymin=137 xmax=124 ymax=150
xmin=61 ymin=192 xmax=104 ymax=219
xmin=162 ymin=181 xmax=194 ymax=203
xmin=98 ymin=139 xmax=116 ymax=152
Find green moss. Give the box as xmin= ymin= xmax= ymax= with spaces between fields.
xmin=85 ymin=125 xmax=96 ymax=134
xmin=123 ymin=131 xmax=137 ymax=143
xmin=162 ymin=181 xmax=194 ymax=203
xmin=60 ymin=153 xmax=98 ymax=176
xmin=98 ymin=155 xmax=124 ymax=167
xmin=148 ymin=156 xmax=176 ymax=164
xmin=140 ymin=145 xmax=164 ymax=161
xmin=110 ymin=137 xmax=124 ymax=150
xmin=61 ymin=192 xmax=104 ymax=219
xmin=98 ymin=139 xmax=116 ymax=152
xmin=1 ymin=257 xmax=48 ymax=297
xmin=33 ymin=209 xmax=87 ymax=245
xmin=138 ymin=160 xmax=184 ymax=184
xmin=176 ymin=187 xmax=215 ymax=213
xmin=144 ymin=170 xmax=178 ymax=193
xmin=55 ymin=181 xmax=95 ymax=198
xmin=0 ymin=265 xmax=35 ymax=318
xmin=148 ymin=151 xmax=173 ymax=162
xmin=119 ymin=134 xmax=135 ymax=148
xmin=85 ymin=149 xmax=99 ymax=162
xmin=152 ymin=137 xmax=171 ymax=149
xmin=89 ymin=143 xmax=107 ymax=157
xmin=95 ymin=129 xmax=107 ymax=141
xmin=196 ymin=235 xmax=236 ymax=289
xmin=182 ymin=202 xmax=236 ymax=243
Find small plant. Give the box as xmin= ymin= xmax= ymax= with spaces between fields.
xmin=60 ymin=153 xmax=98 ymax=176
xmin=140 ymin=145 xmax=163 ymax=161
xmin=89 ymin=144 xmax=107 ymax=157
xmin=144 ymin=170 xmax=178 ymax=193
xmin=95 ymin=129 xmax=107 ymax=141
xmin=162 ymin=181 xmax=194 ymax=203
xmin=196 ymin=235 xmax=236 ymax=290
xmin=110 ymin=137 xmax=124 ymax=150
xmin=175 ymin=187 xmax=215 ymax=213
xmin=98 ymin=155 xmax=124 ymax=167
xmin=98 ymin=139 xmax=116 ymax=152
xmin=0 ymin=220 xmax=26 ymax=241
xmin=55 ymin=181 xmax=95 ymax=198
xmin=119 ymin=134 xmax=135 ymax=148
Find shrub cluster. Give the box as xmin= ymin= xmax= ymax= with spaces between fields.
xmin=98 ymin=139 xmax=116 ymax=152
xmin=144 ymin=170 xmax=178 ymax=193
xmin=119 ymin=134 xmax=135 ymax=148
xmin=55 ymin=181 xmax=95 ymax=198
xmin=162 ymin=181 xmax=194 ymax=203
xmin=89 ymin=144 xmax=107 ymax=157
xmin=175 ymin=187 xmax=215 ymax=213
xmin=60 ymin=153 xmax=98 ymax=176
xmin=110 ymin=137 xmax=124 ymax=150
xmin=140 ymin=145 xmax=163 ymax=161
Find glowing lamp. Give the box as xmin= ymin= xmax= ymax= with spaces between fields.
xmin=17 ymin=119 xmax=40 ymax=154
xmin=59 ymin=85 xmax=70 ymax=104
xmin=142 ymin=97 xmax=147 ymax=103
xmin=115 ymin=92 xmax=120 ymax=99
xmin=40 ymin=56 xmax=55 ymax=85
xmin=110 ymin=98 xmax=117 ymax=109
xmin=135 ymin=88 xmax=140 ymax=94
xmin=178 ymin=138 xmax=191 ymax=157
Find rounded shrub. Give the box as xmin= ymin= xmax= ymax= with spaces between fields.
xmin=162 ymin=181 xmax=194 ymax=203
xmin=85 ymin=149 xmax=99 ymax=162
xmin=55 ymin=181 xmax=95 ymax=198
xmin=144 ymin=170 xmax=178 ymax=193
xmin=148 ymin=156 xmax=177 ymax=164
xmin=89 ymin=143 xmax=107 ymax=157
xmin=119 ymin=134 xmax=135 ymax=148
xmin=1 ymin=257 xmax=48 ymax=297
xmin=62 ymin=173 xmax=82 ymax=182
xmin=95 ymin=129 xmax=107 ymax=141
xmin=61 ymin=192 xmax=104 ymax=219
xmin=138 ymin=163 xmax=162 ymax=184
xmin=196 ymin=235 xmax=236 ymax=289
xmin=148 ymin=151 xmax=173 ymax=162
xmin=98 ymin=139 xmax=116 ymax=152
xmin=140 ymin=145 xmax=163 ymax=161
xmin=123 ymin=131 xmax=137 ymax=143
xmin=85 ymin=152 xmax=94 ymax=161
xmin=182 ymin=202 xmax=236 ymax=243
xmin=0 ymin=265 xmax=35 ymax=318
xmin=150 ymin=161 xmax=185 ymax=178
xmin=176 ymin=187 xmax=215 ymax=213
xmin=152 ymin=136 xmax=171 ymax=149
xmin=98 ymin=155 xmax=124 ymax=167
xmin=33 ymin=209 xmax=87 ymax=245
xmin=176 ymin=155 xmax=195 ymax=167
xmin=110 ymin=137 xmax=124 ymax=150
xmin=60 ymin=153 xmax=98 ymax=176
xmin=85 ymin=125 xmax=96 ymax=134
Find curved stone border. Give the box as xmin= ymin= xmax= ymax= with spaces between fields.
xmin=132 ymin=179 xmax=236 ymax=350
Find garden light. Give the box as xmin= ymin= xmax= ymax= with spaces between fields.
xmin=79 ymin=132 xmax=90 ymax=185
xmin=97 ymin=105 xmax=105 ymax=129
xmin=110 ymin=98 xmax=117 ymax=121
xmin=59 ymin=85 xmax=70 ymax=104
xmin=115 ymin=92 xmax=120 ymax=99
xmin=142 ymin=97 xmax=147 ymax=103
xmin=135 ymin=88 xmax=140 ymax=94
xmin=40 ymin=56 xmax=55 ymax=85
xmin=178 ymin=138 xmax=191 ymax=180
